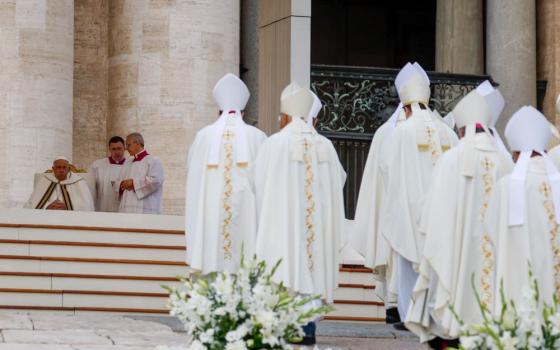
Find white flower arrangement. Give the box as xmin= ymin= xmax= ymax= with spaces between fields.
xmin=452 ymin=269 xmax=560 ymax=350
xmin=157 ymin=255 xmax=333 ymax=350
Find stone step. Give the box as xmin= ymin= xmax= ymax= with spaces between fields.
xmin=0 ymin=239 xmax=186 ymax=262
xmin=0 ymin=272 xmax=184 ymax=293
xmin=0 ymin=226 xmax=185 ymax=246
xmin=328 ymin=300 xmax=385 ymax=320
xmin=0 ymin=255 xmax=189 ymax=277
xmin=334 ymin=285 xmax=381 ymax=303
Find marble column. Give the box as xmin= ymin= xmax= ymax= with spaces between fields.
xmin=258 ymin=0 xmax=311 ymax=135
xmin=73 ymin=0 xmax=109 ymax=170
xmin=486 ymin=0 xmax=536 ymax=132
xmin=435 ymin=0 xmax=483 ymax=74
xmin=108 ymin=0 xmax=240 ymax=215
xmin=0 ymin=0 xmax=74 ymax=208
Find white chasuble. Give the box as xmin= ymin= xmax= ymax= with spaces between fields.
xmin=486 ymin=157 xmax=560 ymax=313
xmin=405 ymin=133 xmax=513 ymax=341
xmin=351 ymin=114 xmax=405 ymax=305
xmin=253 ymin=118 xmax=346 ymax=303
xmin=185 ymin=116 xmax=266 ymax=274
xmin=382 ymin=105 xmax=459 ymax=318
xmin=25 ymin=172 xmax=95 ymax=211
xmin=115 ymin=151 xmax=164 ymax=214
xmin=89 ymin=157 xmax=125 ymax=212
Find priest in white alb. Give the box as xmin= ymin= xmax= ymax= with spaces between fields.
xmin=405 ymin=83 xmax=513 ymax=343
xmin=382 ymin=62 xmax=458 ymax=326
xmin=351 ymin=100 xmax=409 ymax=323
xmin=485 ymin=106 xmax=560 ymax=312
xmin=89 ymin=136 xmax=126 ymax=212
xmin=185 ymin=73 xmax=266 ymax=274
xmin=253 ymin=82 xmax=346 ymax=345
xmin=115 ymin=133 xmax=164 ymax=214
xmin=25 ymin=156 xmax=95 ymax=211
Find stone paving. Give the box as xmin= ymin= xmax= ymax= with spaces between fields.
xmin=0 ymin=313 xmax=428 ymax=350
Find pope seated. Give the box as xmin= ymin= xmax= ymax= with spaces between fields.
xmin=24 ymin=156 xmax=95 ymax=211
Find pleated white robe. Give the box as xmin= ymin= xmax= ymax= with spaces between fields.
xmin=185 ymin=118 xmax=266 ymax=274
xmin=351 ymin=116 xmax=405 ymax=305
xmin=405 ymin=133 xmax=513 ymax=341
xmin=486 ymin=157 xmax=560 ymax=313
xmin=382 ymin=105 xmax=459 ymax=318
xmin=89 ymin=158 xmax=124 ymax=212
xmin=115 ymin=153 xmax=164 ymax=214
xmin=253 ymin=118 xmax=346 ymax=303
xmin=25 ymin=172 xmax=95 ymax=211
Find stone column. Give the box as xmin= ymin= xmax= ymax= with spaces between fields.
xmin=258 ymin=0 xmax=311 ymax=135
xmin=73 ymin=0 xmax=109 ymax=170
xmin=486 ymin=0 xmax=536 ymax=132
xmin=108 ymin=0 xmax=240 ymax=215
xmin=241 ymin=0 xmax=260 ymax=126
xmin=536 ymin=0 xmax=560 ymax=129
xmin=0 ymin=0 xmax=74 ymax=208
xmin=435 ymin=0 xmax=483 ymax=74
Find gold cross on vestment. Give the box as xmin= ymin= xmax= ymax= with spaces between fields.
xmin=426 ymin=127 xmax=434 ymax=137
xmin=540 ymin=182 xmax=551 ymax=197
xmin=481 ymin=157 xmax=493 ymax=171
xmin=223 ymin=129 xmax=234 ymax=141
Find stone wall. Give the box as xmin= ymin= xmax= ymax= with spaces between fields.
xmin=0 ymin=0 xmax=74 ymax=208
xmin=73 ymin=0 xmax=109 ymax=170
xmin=107 ymin=0 xmax=240 ymax=215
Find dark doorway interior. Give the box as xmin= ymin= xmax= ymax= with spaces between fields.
xmin=311 ymin=0 xmax=437 ymax=69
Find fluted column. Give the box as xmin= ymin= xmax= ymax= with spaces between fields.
xmin=0 ymin=0 xmax=74 ymax=208
xmin=435 ymin=0 xmax=484 ymax=74
xmin=108 ymin=0 xmax=240 ymax=214
xmin=486 ymin=0 xmax=536 ymax=131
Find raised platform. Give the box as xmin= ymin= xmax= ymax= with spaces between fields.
xmin=0 ymin=209 xmax=384 ymax=322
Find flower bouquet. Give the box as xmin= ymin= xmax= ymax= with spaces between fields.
xmin=453 ymin=270 xmax=560 ymax=350
xmin=157 ymin=255 xmax=333 ymax=350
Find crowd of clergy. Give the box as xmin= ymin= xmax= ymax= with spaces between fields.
xmin=184 ymin=65 xmax=560 ymax=348
xmin=22 ymin=61 xmax=560 ymax=348
xmin=24 ymin=132 xmax=165 ymax=214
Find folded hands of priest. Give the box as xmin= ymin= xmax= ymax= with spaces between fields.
xmin=46 ymin=200 xmax=67 ymax=210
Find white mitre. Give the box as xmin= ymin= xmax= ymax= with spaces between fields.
xmin=452 ymin=89 xmax=492 ymax=129
xmin=307 ymin=91 xmax=322 ymax=126
xmin=281 ymin=82 xmax=313 ymax=120
xmin=505 ymin=106 xmax=560 ymax=226
xmin=506 ymin=106 xmax=551 ymax=153
xmin=213 ymin=73 xmax=250 ymax=112
xmin=208 ymin=73 xmax=251 ymax=166
xmin=451 ymin=88 xmax=492 ymax=177
xmin=394 ymin=62 xmax=430 ymax=106
xmin=476 ymin=80 xmax=505 ymax=127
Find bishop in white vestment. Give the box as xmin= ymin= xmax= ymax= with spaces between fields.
xmin=115 ymin=133 xmax=164 ymax=214
xmin=405 ymin=84 xmax=513 ymax=341
xmin=89 ymin=136 xmax=126 ymax=212
xmin=382 ymin=62 xmax=459 ymax=321
xmin=254 ymin=82 xmax=346 ymax=304
xmin=486 ymin=106 xmax=560 ymax=313
xmin=351 ymin=102 xmax=405 ymax=321
xmin=25 ymin=156 xmax=94 ymax=211
xmin=185 ymin=73 xmax=266 ymax=274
